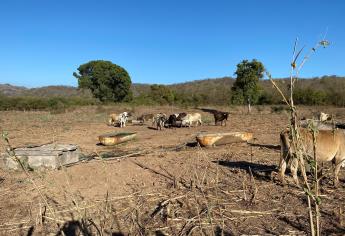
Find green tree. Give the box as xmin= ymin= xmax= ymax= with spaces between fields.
xmin=149 ymin=84 xmax=175 ymax=105
xmin=231 ymin=59 xmax=265 ymax=112
xmin=73 ymin=60 xmax=132 ymax=102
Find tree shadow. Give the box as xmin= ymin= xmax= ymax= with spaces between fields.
xmin=215 ymin=160 xmax=278 ymax=181
xmin=197 ymin=108 xmax=219 ymax=114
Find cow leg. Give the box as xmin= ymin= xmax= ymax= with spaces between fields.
xmin=290 ymin=157 xmax=299 ymax=186
xmin=279 ymin=161 xmax=287 ymax=183
xmin=334 ymin=162 xmax=342 ymax=187
xmin=278 ymin=145 xmax=291 ymax=184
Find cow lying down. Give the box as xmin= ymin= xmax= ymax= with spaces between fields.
xmin=279 ymin=128 xmax=345 ymax=186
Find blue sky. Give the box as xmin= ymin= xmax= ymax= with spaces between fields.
xmin=0 ymin=0 xmax=344 ymax=87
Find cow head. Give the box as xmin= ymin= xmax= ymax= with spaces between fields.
xmin=319 ymin=112 xmax=330 ymax=122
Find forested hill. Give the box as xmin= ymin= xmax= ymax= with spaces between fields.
xmin=1 ymin=75 xmax=345 ymax=106
xmin=134 ymin=75 xmax=345 ymax=106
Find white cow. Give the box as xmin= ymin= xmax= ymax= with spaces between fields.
xmin=108 ymin=112 xmax=128 ymax=128
xmin=319 ymin=112 xmax=331 ymax=122
xmin=181 ymin=113 xmax=202 ymax=127
xmin=152 ymin=113 xmax=167 ymax=127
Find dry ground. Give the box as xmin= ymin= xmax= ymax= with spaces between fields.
xmin=0 ymin=105 xmax=345 ymax=235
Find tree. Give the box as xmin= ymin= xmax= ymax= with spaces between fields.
xmin=73 ymin=60 xmax=132 ymax=102
xmin=149 ymin=84 xmax=175 ymax=105
xmin=231 ymin=59 xmax=265 ymax=112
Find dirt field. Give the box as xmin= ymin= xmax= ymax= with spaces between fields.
xmin=0 ymin=105 xmax=345 ymax=235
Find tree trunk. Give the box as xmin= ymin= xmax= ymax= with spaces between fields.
xmin=247 ymin=98 xmax=251 ymax=114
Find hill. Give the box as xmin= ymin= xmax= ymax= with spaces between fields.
xmin=0 ymin=84 xmax=27 ymax=96
xmin=1 ymin=75 xmax=345 ymax=107
xmin=0 ymin=84 xmax=93 ymax=98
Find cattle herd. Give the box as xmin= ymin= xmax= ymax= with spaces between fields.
xmin=107 ymin=110 xmax=345 ymax=186
xmin=108 ymin=110 xmax=230 ymax=130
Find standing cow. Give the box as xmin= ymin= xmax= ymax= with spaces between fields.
xmin=108 ymin=112 xmax=129 ymax=128
xmin=279 ymin=128 xmax=345 ymax=186
xmin=214 ymin=111 xmax=229 ymax=126
xmin=181 ymin=113 xmax=202 ymax=127
xmin=138 ymin=113 xmax=155 ymax=124
xmin=153 ymin=113 xmax=167 ymax=130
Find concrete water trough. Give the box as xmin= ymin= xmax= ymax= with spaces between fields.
xmin=196 ymin=132 xmax=253 ymax=147
xmin=0 ymin=144 xmax=81 ymax=170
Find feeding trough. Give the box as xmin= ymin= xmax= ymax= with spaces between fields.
xmin=0 ymin=144 xmax=81 ymax=170
xmin=196 ymin=132 xmax=253 ymax=147
xmin=99 ymin=132 xmax=137 ymax=146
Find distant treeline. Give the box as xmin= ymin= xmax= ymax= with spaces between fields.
xmin=0 ymin=95 xmax=99 ymax=112
xmin=132 ymin=75 xmax=345 ymax=107
xmin=0 ymin=75 xmax=345 ymax=111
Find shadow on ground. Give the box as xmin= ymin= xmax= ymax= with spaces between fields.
xmin=215 ymin=160 xmax=278 ymax=181
xmin=248 ymin=143 xmax=280 ymax=150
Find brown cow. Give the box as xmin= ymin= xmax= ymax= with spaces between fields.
xmin=279 ymin=128 xmax=345 ymax=186
xmin=138 ymin=113 xmax=155 ymax=123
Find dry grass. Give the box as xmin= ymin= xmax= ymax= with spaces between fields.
xmin=0 ymin=105 xmax=345 ymax=235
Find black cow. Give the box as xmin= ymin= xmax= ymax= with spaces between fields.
xmin=165 ymin=114 xmax=178 ymax=128
xmin=214 ymin=112 xmax=229 ymax=126
xmin=176 ymin=112 xmax=187 ymax=121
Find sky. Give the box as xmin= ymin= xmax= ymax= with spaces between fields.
xmin=0 ymin=0 xmax=344 ymax=88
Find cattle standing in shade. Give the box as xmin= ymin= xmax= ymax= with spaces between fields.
xmin=214 ymin=112 xmax=229 ymax=126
